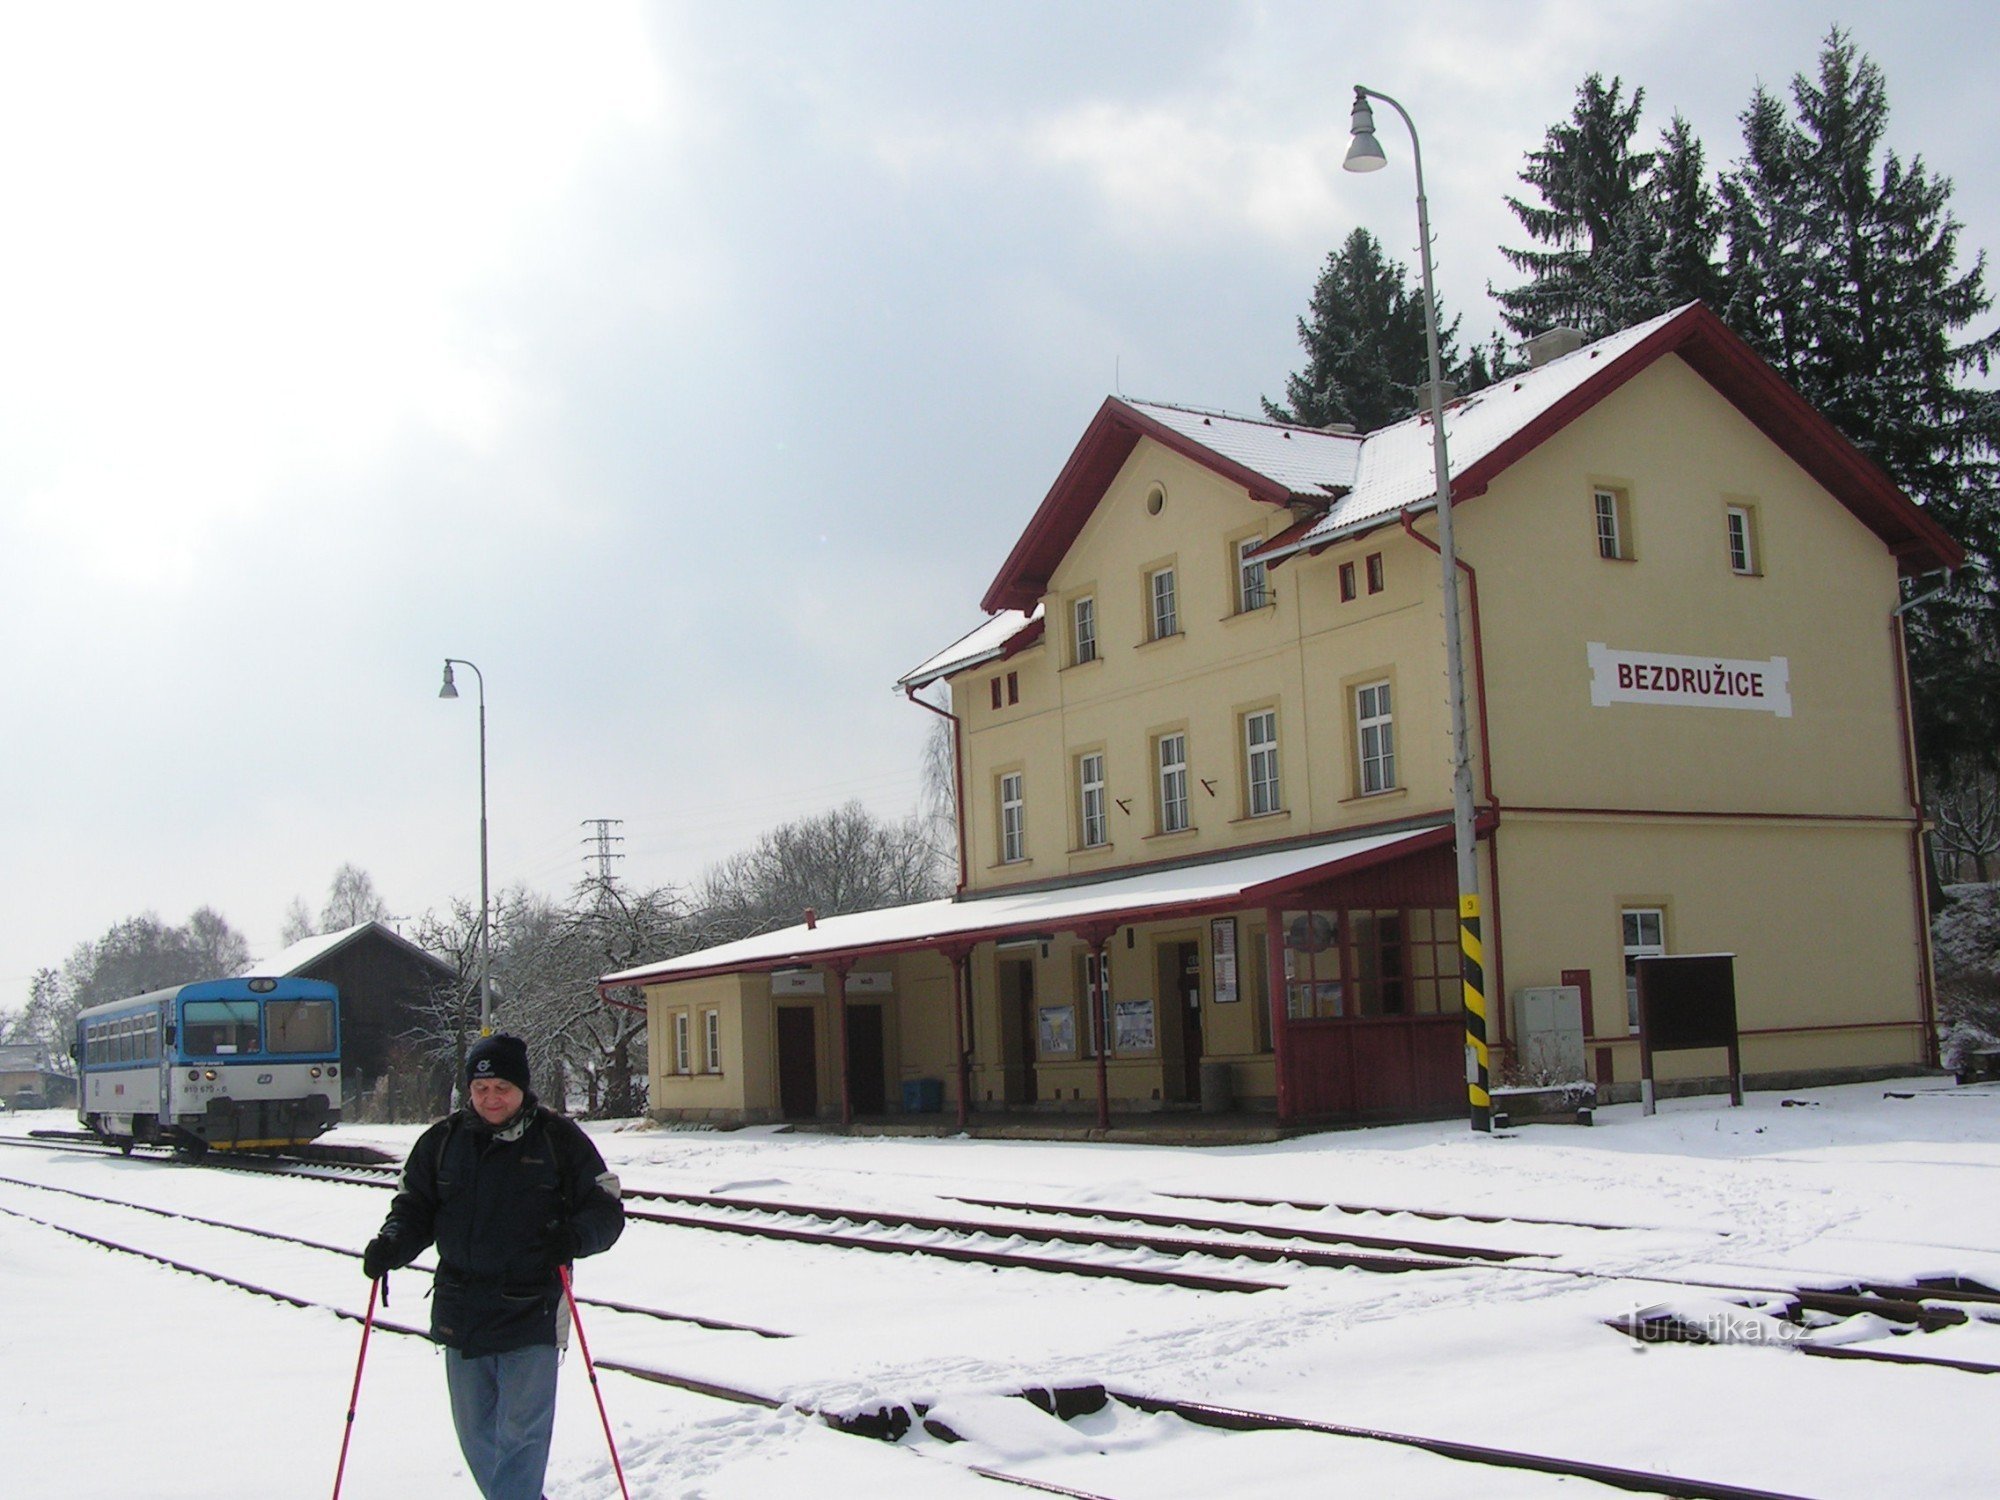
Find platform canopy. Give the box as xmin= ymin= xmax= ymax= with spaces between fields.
xmin=600 ymin=820 xmax=1451 ymax=991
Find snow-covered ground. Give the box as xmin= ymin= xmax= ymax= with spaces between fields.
xmin=4 ymin=1076 xmax=1998 ymax=1498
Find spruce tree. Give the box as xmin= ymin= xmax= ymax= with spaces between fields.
xmin=1720 ymin=30 xmax=2000 ymax=784
xmin=1264 ymin=226 xmax=1479 ymax=433
xmin=1495 ymin=77 xmax=1725 ymax=338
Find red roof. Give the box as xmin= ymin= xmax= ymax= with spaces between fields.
xmin=981 ymin=305 xmax=1963 ymax=614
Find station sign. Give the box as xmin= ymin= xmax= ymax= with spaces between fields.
xmin=1587 ymin=643 xmax=1791 ymax=718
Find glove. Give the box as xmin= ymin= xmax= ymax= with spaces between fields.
xmin=546 ymin=1222 xmax=583 ymax=1268
xmin=362 ymin=1237 xmax=395 ymax=1281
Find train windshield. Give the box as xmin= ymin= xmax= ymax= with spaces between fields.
xmin=266 ymin=999 xmax=336 ymax=1055
xmin=183 ymin=1000 xmax=260 ymax=1055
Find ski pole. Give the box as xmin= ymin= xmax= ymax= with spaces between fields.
xmin=560 ymin=1264 xmax=632 ymax=1500
xmin=332 ymin=1274 xmax=382 ymax=1500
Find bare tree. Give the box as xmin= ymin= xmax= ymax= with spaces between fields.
xmin=278 ymin=896 xmax=317 ymax=946
xmin=697 ymin=800 xmax=949 ymax=944
xmin=1931 ymin=767 xmax=2000 ymax=885
xmin=321 ymin=863 xmax=391 ymax=931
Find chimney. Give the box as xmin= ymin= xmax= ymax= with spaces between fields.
xmin=803 ymin=907 xmax=818 ymax=930
xmin=1414 ymin=379 xmax=1457 ymax=414
xmin=1524 ymin=327 xmax=1587 ymax=368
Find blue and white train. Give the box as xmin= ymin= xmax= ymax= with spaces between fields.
xmin=73 ymin=977 xmax=342 ymax=1153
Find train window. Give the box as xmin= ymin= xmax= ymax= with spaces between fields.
xmin=183 ymin=1000 xmax=260 ymax=1054
xmin=266 ymin=1000 xmax=335 ymax=1054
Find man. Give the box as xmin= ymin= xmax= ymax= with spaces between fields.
xmin=364 ymin=1034 xmax=625 ymax=1500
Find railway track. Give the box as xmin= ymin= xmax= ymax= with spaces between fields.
xmin=15 ymin=1130 xmax=1999 ymax=1349
xmin=0 ymin=1184 xmax=1824 ymax=1499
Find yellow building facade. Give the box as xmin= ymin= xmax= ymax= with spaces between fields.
xmin=609 ymin=304 xmax=1960 ymax=1128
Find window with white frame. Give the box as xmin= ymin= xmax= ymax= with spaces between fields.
xmin=1078 ymin=752 xmax=1107 ymax=848
xmin=1622 ymin=907 xmax=1665 ymax=1032
xmin=1148 ymin=566 xmax=1179 ymax=640
xmin=673 ymin=1011 xmax=692 ymax=1074
xmin=1726 ymin=504 xmax=1758 ymax=575
xmin=999 ymin=771 xmax=1025 ymax=862
xmin=702 ymin=1009 xmax=721 ymax=1072
xmin=1356 ymin=680 xmax=1396 ymax=794
xmin=1595 ymin=487 xmax=1633 ymax=560
xmin=1245 ymin=709 xmax=1280 ymax=816
xmin=1157 ymin=732 xmax=1190 ymax=833
xmin=1236 ymin=537 xmax=1269 ymax=612
xmin=1072 ymin=595 xmax=1097 ymax=664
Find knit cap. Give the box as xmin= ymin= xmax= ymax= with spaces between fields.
xmin=465 ymin=1033 xmax=531 ymax=1092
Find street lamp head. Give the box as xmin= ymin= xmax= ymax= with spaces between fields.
xmin=438 ymin=660 xmax=459 ymax=700
xmin=1344 ymin=89 xmax=1387 ymax=173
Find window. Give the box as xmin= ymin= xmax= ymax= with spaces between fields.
xmin=1595 ymin=486 xmax=1633 ymax=560
xmin=1726 ymin=504 xmax=1759 ymax=575
xmin=1156 ymin=732 xmax=1190 ymax=833
xmin=1365 ymin=552 xmax=1384 ymax=594
xmin=1245 ymin=709 xmax=1280 ymax=817
xmin=1350 ymin=910 xmax=1407 ymax=1015
xmin=1236 ymin=537 xmax=1269 ymax=612
xmin=673 ymin=1011 xmax=692 ymax=1074
xmin=266 ymin=1000 xmax=335 ymax=1054
xmin=990 ymin=677 xmax=1002 ymax=710
xmin=999 ymin=771 xmax=1026 ymax=862
xmin=1072 ymin=595 xmax=1097 ymax=664
xmin=1078 ymin=752 xmax=1108 ymax=848
xmin=1006 ymin=670 xmax=1019 ymax=706
xmin=1356 ymin=680 xmax=1396 ymax=794
xmin=1339 ymin=561 xmax=1357 ymax=602
xmin=1623 ymin=908 xmax=1665 ymax=1032
xmin=1148 ymin=566 xmax=1178 ymax=640
xmin=184 ymin=1000 xmax=259 ymax=1055
xmin=702 ymin=1009 xmax=721 ymax=1073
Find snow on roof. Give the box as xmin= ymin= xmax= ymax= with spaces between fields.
xmin=601 ymin=821 xmax=1448 ymax=988
xmin=1271 ymin=304 xmax=1689 ymax=553
xmin=1122 ymin=399 xmax=1362 ymax=497
xmin=897 ymin=605 xmax=1043 ymax=692
xmin=243 ymin=920 xmax=453 ymax=979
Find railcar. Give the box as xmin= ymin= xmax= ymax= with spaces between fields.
xmin=72 ymin=977 xmax=341 ymax=1153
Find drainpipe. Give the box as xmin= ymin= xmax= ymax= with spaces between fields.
xmin=1892 ymin=576 xmax=1950 ymax=1066
xmin=904 ymin=685 xmax=970 ymax=893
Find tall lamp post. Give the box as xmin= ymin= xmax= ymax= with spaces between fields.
xmin=438 ymin=658 xmax=493 ymax=1038
xmin=1344 ymin=86 xmax=1490 ymax=1132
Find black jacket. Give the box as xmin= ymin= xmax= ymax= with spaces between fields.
xmin=372 ymin=1097 xmax=625 ymax=1356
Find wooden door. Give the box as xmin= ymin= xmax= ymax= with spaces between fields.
xmin=1177 ymin=941 xmax=1204 ymax=1100
xmin=776 ymin=1007 xmax=818 ymax=1120
xmin=845 ymin=1004 xmax=886 ymax=1115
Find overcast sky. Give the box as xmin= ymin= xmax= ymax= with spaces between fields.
xmin=2 ymin=1 xmax=1993 ymax=998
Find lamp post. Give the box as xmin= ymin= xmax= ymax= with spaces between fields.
xmin=438 ymin=658 xmax=493 ymax=1038
xmin=1344 ymin=86 xmax=1490 ymax=1133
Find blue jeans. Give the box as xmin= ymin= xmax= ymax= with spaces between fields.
xmin=444 ymin=1344 xmax=560 ymax=1500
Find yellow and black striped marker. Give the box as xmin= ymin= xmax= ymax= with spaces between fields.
xmin=1461 ymin=893 xmax=1491 ymax=1132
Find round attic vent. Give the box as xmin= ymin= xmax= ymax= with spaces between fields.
xmin=1145 ymin=482 xmax=1166 ymax=516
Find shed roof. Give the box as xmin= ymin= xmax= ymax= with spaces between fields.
xmin=600 ymin=820 xmax=1450 ymax=990
xmin=245 ymin=921 xmax=456 ymax=981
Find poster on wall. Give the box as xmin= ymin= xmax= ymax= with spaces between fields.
xmin=1113 ymin=998 xmax=1156 ymax=1052
xmin=1037 ymin=1005 xmax=1075 ymax=1056
xmin=1211 ymin=917 xmax=1239 ymax=1003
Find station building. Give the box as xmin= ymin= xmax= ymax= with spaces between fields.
xmin=603 ymin=303 xmax=1961 ymax=1129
